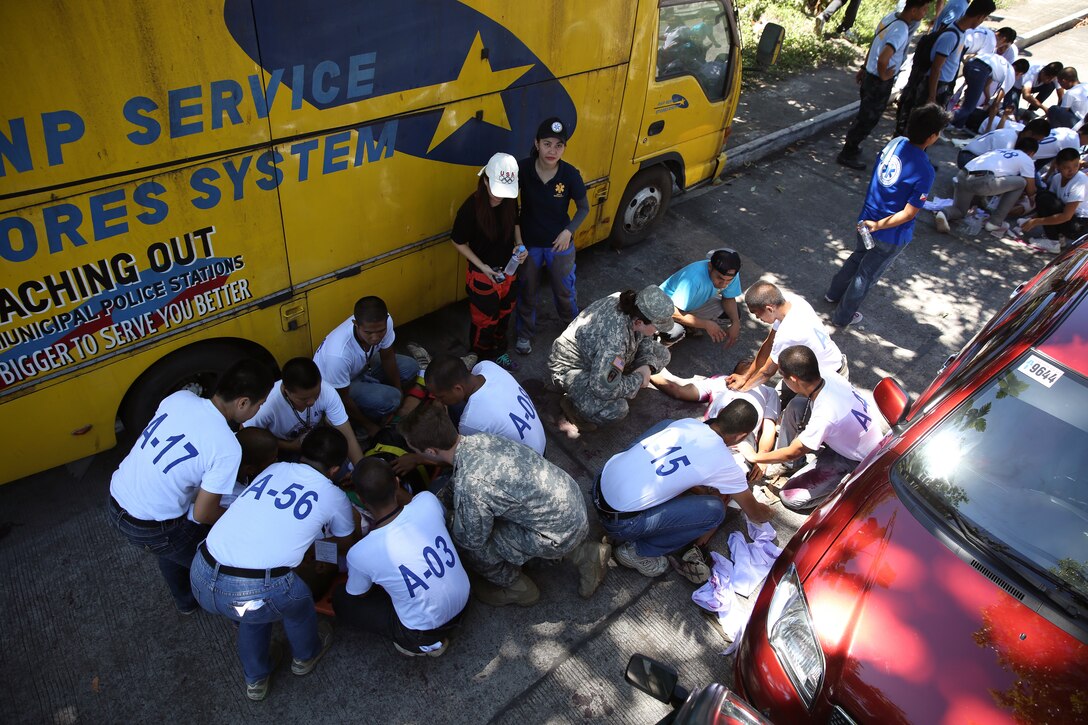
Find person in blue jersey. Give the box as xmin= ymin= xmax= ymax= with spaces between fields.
xmin=825 ymin=103 xmax=950 ymax=327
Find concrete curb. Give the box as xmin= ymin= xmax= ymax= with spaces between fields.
xmin=712 ymin=10 xmax=1087 ymax=179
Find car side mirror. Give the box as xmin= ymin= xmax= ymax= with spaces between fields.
xmin=756 ymin=23 xmax=784 ymax=68
xmin=875 ymin=377 xmax=911 ymax=427
xmin=625 ymin=654 xmax=686 ymax=706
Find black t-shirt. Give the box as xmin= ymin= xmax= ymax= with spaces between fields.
xmin=517 ymin=158 xmax=587 ymax=247
xmin=450 ymin=194 xmax=519 ymax=268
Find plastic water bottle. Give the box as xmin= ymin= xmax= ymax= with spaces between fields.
xmin=964 ymin=209 xmax=985 ymax=236
xmin=503 ymin=245 xmax=526 ymax=276
xmin=857 ymin=222 xmax=875 ymax=249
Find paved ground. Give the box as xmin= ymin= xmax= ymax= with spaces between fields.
xmin=2 ymin=5 xmax=1085 ymax=724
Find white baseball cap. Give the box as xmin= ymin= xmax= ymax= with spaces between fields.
xmin=478 ymin=152 xmax=519 ymax=199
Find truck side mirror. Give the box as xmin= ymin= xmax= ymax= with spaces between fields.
xmin=756 ymin=23 xmax=784 ymax=68
xmin=625 ymin=654 xmax=685 ymax=706
xmin=875 ymin=377 xmax=911 ymax=427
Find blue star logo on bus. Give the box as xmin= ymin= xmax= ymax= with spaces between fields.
xmin=223 ymin=0 xmax=576 ymax=167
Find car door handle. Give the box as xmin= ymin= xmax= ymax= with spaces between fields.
xmin=648 ymin=120 xmax=664 ymax=136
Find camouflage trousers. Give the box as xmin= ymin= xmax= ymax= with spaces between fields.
xmin=460 ymin=517 xmax=588 ymax=587
xmin=554 ymin=372 xmax=632 ymax=425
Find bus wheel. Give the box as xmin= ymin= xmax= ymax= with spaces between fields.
xmin=610 ymin=166 xmax=674 ymax=248
xmin=118 ymin=340 xmax=276 ymax=438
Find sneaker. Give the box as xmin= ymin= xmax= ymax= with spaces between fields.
xmin=832 ymin=311 xmax=863 ymax=327
xmin=841 ymin=29 xmax=859 ymax=43
xmin=493 ymin=353 xmax=519 ymax=371
xmin=460 ymin=353 xmax=478 ymax=369
xmin=291 ymin=620 xmax=333 ymax=676
xmin=934 ymin=211 xmax=951 ymax=234
xmin=985 ymin=220 xmax=1009 ymax=235
xmin=406 ymin=342 xmax=431 ymax=370
xmin=671 ymin=546 xmax=711 ymax=585
xmin=474 ymin=571 xmax=540 ymax=607
xmin=560 ymin=395 xmax=598 ymax=432
xmin=614 ymin=541 xmax=669 ymax=577
xmin=823 ymin=294 xmax=837 ymax=304
xmin=762 ymin=462 xmax=800 ymax=481
xmin=1028 ymin=237 xmax=1061 ymax=254
xmin=836 ymin=152 xmax=867 ymax=170
xmin=814 ymin=15 xmax=825 ymax=36
xmin=568 ymin=539 xmax=611 ymax=598
xmin=246 ymin=640 xmax=285 ymax=701
xmin=515 ymin=337 xmax=532 ymax=355
xmin=176 ymin=600 xmax=199 ymax=616
xmin=394 ymin=640 xmax=448 ymax=658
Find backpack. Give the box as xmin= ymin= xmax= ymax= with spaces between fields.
xmin=904 ymin=25 xmax=960 ymax=90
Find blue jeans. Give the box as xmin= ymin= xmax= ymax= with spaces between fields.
xmin=825 ymin=232 xmax=906 ymax=325
xmin=953 ymin=59 xmax=992 ymax=128
xmin=190 ymin=551 xmax=321 ymax=684
xmin=107 ymin=496 xmax=206 ymax=610
xmin=348 ymin=353 xmax=418 ymax=419
xmin=600 ymin=495 xmax=724 ymax=557
xmin=515 ymin=245 xmax=578 ymax=342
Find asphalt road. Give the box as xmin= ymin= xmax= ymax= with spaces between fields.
xmin=2 ymin=25 xmax=1084 ymax=724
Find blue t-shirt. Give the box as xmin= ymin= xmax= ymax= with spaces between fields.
xmin=860 ymin=137 xmax=934 ymax=246
xmin=930 ymin=24 xmax=965 ymax=83
xmin=659 ymin=260 xmax=743 ymax=311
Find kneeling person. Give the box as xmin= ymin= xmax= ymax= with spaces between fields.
xmin=189 ymin=427 xmax=356 ymax=701
xmin=596 ymin=401 xmax=773 ymax=581
xmin=333 ymin=458 xmax=469 ymax=657
xmin=398 ymin=403 xmax=610 ymax=605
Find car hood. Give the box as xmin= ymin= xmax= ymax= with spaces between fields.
xmin=802 ymin=480 xmax=1088 ymax=724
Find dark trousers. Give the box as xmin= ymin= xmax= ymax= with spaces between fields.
xmin=1036 ymin=190 xmax=1088 ymax=241
xmin=896 ymin=79 xmax=953 ymax=135
xmin=465 ymin=267 xmax=516 ymax=359
xmin=953 ymin=59 xmax=992 ymax=128
xmin=331 ymin=583 xmax=465 ymax=652
xmin=1047 ymin=106 xmax=1082 ymax=129
xmin=843 ymin=73 xmax=895 ymax=156
xmin=819 ymin=0 xmax=863 ymax=31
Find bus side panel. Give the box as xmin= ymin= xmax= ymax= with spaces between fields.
xmin=0 ymin=1 xmax=270 ymax=208
xmin=0 ymin=303 xmax=306 ymax=484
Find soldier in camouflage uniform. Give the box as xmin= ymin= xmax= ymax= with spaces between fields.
xmin=547 ymin=286 xmax=675 ymax=430
xmin=398 ymin=403 xmax=611 ymax=606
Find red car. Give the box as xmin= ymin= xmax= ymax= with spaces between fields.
xmin=734 ymin=242 xmax=1088 ymax=723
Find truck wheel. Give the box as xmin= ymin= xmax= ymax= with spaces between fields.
xmin=610 ymin=166 xmax=674 ymax=248
xmin=118 ymin=340 xmax=273 ymax=437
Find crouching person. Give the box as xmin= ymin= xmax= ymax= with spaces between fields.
xmin=595 ymin=401 xmax=774 ymax=583
xmin=190 ymin=427 xmax=356 ymax=701
xmin=398 ymin=403 xmax=610 ymax=605
xmin=332 ymin=458 xmax=469 ymax=657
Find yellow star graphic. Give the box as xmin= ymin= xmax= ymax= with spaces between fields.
xmin=427 ymin=32 xmax=534 ymax=153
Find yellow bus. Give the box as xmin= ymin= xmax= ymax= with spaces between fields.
xmin=0 ymin=0 xmax=764 ymax=484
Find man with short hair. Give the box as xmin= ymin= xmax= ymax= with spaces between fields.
xmin=1020 ymin=61 xmax=1064 ymax=116
xmin=958 ymin=117 xmax=1049 ymax=169
xmin=826 ymin=103 xmax=949 ymax=327
xmin=726 ymin=281 xmax=847 ymax=393
xmin=398 ymin=403 xmax=610 ymax=605
xmin=596 ymin=401 xmax=774 ymax=583
xmin=313 ymin=296 xmax=419 ymax=437
xmin=108 ymin=359 xmax=274 ymax=614
xmin=333 ymin=458 xmax=470 ymax=658
xmin=190 ymin=427 xmax=355 ymax=700
xmin=424 ymin=355 xmax=545 ymax=455
xmin=952 ymin=51 xmax=1014 ymax=131
xmin=658 ymin=247 xmax=743 ymax=347
xmin=837 ymin=0 xmax=932 ymax=170
xmin=1033 ymin=125 xmax=1088 ymax=171
xmin=243 ymin=357 xmax=364 ymax=465
xmin=738 ymin=346 xmax=883 ymax=512
xmin=1048 ymin=67 xmax=1087 ymax=129
xmin=936 ymin=137 xmax=1038 ymax=236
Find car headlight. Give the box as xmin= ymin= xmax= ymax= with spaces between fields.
xmin=766 ymin=563 xmax=824 ymax=708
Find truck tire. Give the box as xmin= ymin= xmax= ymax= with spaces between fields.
xmin=118 ymin=340 xmax=274 ymax=438
xmin=610 ymin=166 xmax=674 ymax=248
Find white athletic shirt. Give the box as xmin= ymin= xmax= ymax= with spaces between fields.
xmin=345 ymin=492 xmax=469 ymax=631
xmin=1048 ymin=171 xmax=1088 ymax=218
xmin=242 ymin=379 xmax=348 ymax=440
xmin=976 ymin=54 xmax=1011 ymax=95
xmin=1019 ymin=64 xmax=1049 ymax=92
xmin=693 ymin=377 xmax=781 ymax=422
xmin=600 ymin=418 xmax=749 ymax=512
xmin=865 ymin=13 xmax=911 ymax=77
xmin=964 ymin=127 xmax=1018 ymax=156
xmin=206 ymin=461 xmax=354 ymax=569
xmin=977 ymin=117 xmax=1023 ymax=134
xmin=964 ymin=27 xmax=996 ymax=57
xmin=313 ymin=315 xmax=395 ymax=389
xmin=1035 ymin=128 xmax=1083 ymax=162
xmin=110 ymin=391 xmax=241 ymax=521
xmin=1059 ymin=84 xmax=1088 ymax=118
xmin=770 ymin=293 xmax=842 ymax=374
xmin=459 ymin=361 xmax=546 ymax=455
xmin=796 ymin=373 xmax=882 ymax=462
xmin=966 ymin=149 xmax=1034 ymax=178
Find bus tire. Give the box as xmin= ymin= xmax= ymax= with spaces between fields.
xmin=118 ymin=339 xmax=276 ymax=438
xmin=610 ymin=166 xmax=674 ymax=248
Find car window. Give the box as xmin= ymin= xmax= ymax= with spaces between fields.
xmin=896 ymin=354 xmax=1088 ymax=605
xmin=656 ymin=0 xmax=734 ymax=102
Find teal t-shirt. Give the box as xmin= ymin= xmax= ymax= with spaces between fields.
xmin=660 ymin=261 xmax=742 ymax=312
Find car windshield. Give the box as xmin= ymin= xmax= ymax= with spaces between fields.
xmin=895 ymin=353 xmax=1088 ymax=604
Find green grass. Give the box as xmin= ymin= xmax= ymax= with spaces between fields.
xmin=739 ymin=0 xmax=900 ymax=81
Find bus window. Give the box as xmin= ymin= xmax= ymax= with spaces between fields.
xmin=656 ymin=1 xmax=733 ymax=102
